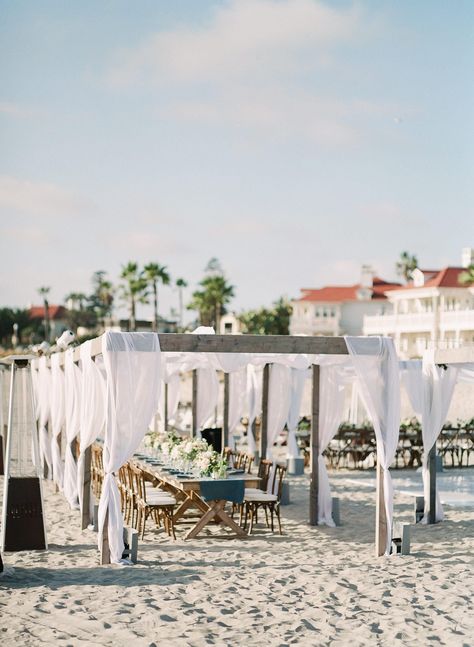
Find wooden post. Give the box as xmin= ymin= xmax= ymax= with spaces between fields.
xmin=223 ymin=372 xmax=229 ymax=449
xmin=309 ymin=364 xmax=320 ymax=526
xmin=260 ymin=364 xmax=270 ymax=460
xmin=100 ymin=509 xmax=110 ymax=565
xmin=191 ymin=369 xmax=197 ymax=438
xmin=164 ymin=382 xmax=169 ymax=431
xmin=375 ymin=462 xmax=387 ymax=556
xmin=428 ymin=445 xmax=437 ymax=524
xmin=81 ymin=445 xmax=92 ymax=530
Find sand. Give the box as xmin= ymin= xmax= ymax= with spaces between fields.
xmin=1 ymin=470 xmax=473 ymax=647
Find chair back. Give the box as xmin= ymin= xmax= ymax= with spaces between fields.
xmin=257 ymin=459 xmax=273 ymax=491
xmin=270 ymin=464 xmax=287 ymax=500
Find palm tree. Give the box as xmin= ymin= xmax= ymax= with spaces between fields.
xmin=119 ymin=262 xmax=148 ymax=331
xmin=188 ymin=275 xmax=235 ymax=331
xmin=396 ymin=251 xmax=418 ymax=283
xmin=37 ymin=286 xmax=50 ymax=342
xmin=144 ymin=262 xmax=170 ymax=332
xmin=91 ymin=271 xmax=114 ymax=325
xmin=176 ymin=277 xmax=188 ymax=330
xmin=64 ymin=292 xmax=87 ymax=311
xmin=459 ymin=265 xmax=474 ymax=286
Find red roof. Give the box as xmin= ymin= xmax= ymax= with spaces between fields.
xmin=395 ymin=267 xmax=467 ymax=291
xmin=297 ymin=277 xmax=401 ymax=303
xmin=29 ymin=305 xmax=67 ymax=320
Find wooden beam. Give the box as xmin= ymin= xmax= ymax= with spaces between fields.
xmin=191 ymin=369 xmax=197 ymax=438
xmin=56 ymin=333 xmax=349 ymax=363
xmin=81 ymin=445 xmax=92 ymax=530
xmin=375 ymin=462 xmax=387 ymax=556
xmin=260 ymin=364 xmax=270 ymax=460
xmin=309 ymin=364 xmax=320 ymax=526
xmin=223 ymin=372 xmax=229 ymax=449
xmin=428 ymin=445 xmax=437 ymax=524
xmin=432 ymin=346 xmax=474 ymax=365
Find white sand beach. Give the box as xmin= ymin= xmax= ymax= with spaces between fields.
xmin=1 ymin=469 xmax=473 ymax=647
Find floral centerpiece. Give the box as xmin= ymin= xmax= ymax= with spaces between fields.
xmin=196 ymin=449 xmax=228 ymax=479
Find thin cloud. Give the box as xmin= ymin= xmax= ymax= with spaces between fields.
xmin=109 ymin=0 xmax=365 ymax=86
xmin=0 ymin=176 xmax=89 ymax=217
xmin=0 ymin=100 xmax=38 ymax=118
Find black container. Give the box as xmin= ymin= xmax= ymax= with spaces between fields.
xmin=201 ymin=427 xmax=223 ymax=454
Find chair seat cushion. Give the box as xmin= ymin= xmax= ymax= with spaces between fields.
xmin=244 ymin=493 xmax=278 ymax=503
xmin=146 ymin=496 xmax=176 ymax=505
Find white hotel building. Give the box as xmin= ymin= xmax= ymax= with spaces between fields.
xmin=291 ymin=249 xmax=474 ymax=358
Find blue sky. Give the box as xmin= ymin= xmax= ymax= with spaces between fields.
xmin=0 ymin=0 xmax=473 ymax=321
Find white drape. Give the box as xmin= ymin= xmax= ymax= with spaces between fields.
xmin=196 ymin=367 xmax=219 ymax=430
xmin=286 ymin=368 xmax=307 ymax=458
xmin=318 ymin=364 xmax=347 ymax=526
xmin=266 ymin=364 xmax=292 ymax=459
xmin=35 ymin=357 xmax=53 ymax=477
xmin=63 ymin=349 xmax=82 ymax=509
xmin=98 ymin=332 xmax=161 ymax=563
xmin=345 ymin=337 xmax=401 ymax=555
xmin=77 ymin=341 xmax=106 ymax=514
xmin=400 ymin=360 xmax=423 ymax=417
xmin=421 ymin=354 xmax=458 ymax=523
xmin=246 ymin=364 xmax=262 ymax=455
xmin=50 ymin=353 xmax=65 ymax=489
xmin=228 ymin=367 xmax=248 ymax=449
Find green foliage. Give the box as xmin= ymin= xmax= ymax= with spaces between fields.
xmin=187 ymin=260 xmax=235 ymax=329
xmin=396 ymin=251 xmax=418 ymax=283
xmin=119 ymin=262 xmax=149 ymax=331
xmin=0 ymin=308 xmax=41 ymax=347
xmin=144 ymin=262 xmax=171 ymax=331
xmin=459 ymin=264 xmax=474 ymax=286
xmin=238 ymin=297 xmax=292 ymax=335
xmin=89 ymin=271 xmax=114 ymax=322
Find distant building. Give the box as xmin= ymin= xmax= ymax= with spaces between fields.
xmin=290 ymin=266 xmax=401 ymax=336
xmin=117 ymin=317 xmax=178 ymax=333
xmin=219 ymin=313 xmax=242 ymax=334
xmin=28 ymin=305 xmax=68 ymax=340
xmin=363 ymin=248 xmax=474 ymax=357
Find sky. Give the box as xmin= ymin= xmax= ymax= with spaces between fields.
xmin=0 ymin=0 xmax=473 ymax=322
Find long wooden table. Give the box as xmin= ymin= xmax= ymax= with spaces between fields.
xmin=139 ymin=462 xmax=260 ymax=539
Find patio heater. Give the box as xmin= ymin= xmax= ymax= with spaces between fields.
xmin=1 ymin=356 xmax=47 ymax=552
xmin=0 ymin=364 xmax=6 ymax=474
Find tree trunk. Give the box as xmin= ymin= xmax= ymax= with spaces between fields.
xmin=153 ymin=283 xmax=158 ymax=332
xmin=43 ymin=299 xmax=50 ymax=342
xmin=179 ymin=288 xmax=183 ymax=331
xmin=130 ymin=296 xmax=136 ymax=331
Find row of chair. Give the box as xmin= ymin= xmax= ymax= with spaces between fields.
xmin=91 ymin=443 xmax=287 ymax=537
xmin=223 ymin=448 xmax=255 ymax=473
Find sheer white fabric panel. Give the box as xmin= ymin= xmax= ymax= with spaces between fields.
xmin=98 ymin=332 xmax=161 ymax=563
xmin=286 ymin=368 xmax=308 ymax=458
xmin=228 ymin=367 xmax=248 ymax=449
xmin=63 ymin=349 xmax=82 ymax=509
xmin=36 ymin=357 xmax=53 ymax=476
xmin=318 ymin=364 xmax=347 ymax=526
xmin=246 ymin=364 xmax=262 ymax=455
xmin=345 ymin=336 xmax=400 ymax=555
xmin=196 ymin=367 xmax=219 ymax=430
xmin=421 ymin=355 xmax=458 ymax=523
xmin=77 ymin=341 xmax=106 ymax=514
xmin=266 ymin=364 xmax=292 ymax=459
xmin=50 ymin=353 xmax=65 ymax=489
xmin=400 ymin=360 xmax=423 ymax=417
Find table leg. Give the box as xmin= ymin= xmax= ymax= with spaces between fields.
xmin=184 ymin=500 xmax=248 ymax=540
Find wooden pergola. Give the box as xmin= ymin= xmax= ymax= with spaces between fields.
xmin=48 ymin=333 xmax=390 ymax=556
